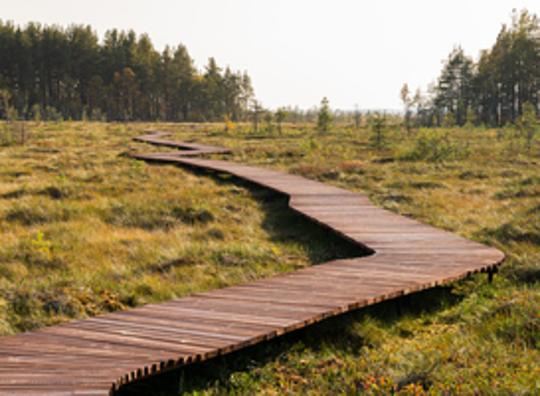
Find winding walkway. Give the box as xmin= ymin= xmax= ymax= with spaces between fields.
xmin=0 ymin=132 xmax=504 ymax=395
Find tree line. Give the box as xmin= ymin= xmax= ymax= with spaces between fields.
xmin=0 ymin=21 xmax=254 ymax=121
xmin=401 ymin=9 xmax=539 ymax=128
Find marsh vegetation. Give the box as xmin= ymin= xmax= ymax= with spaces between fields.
xmin=0 ymin=120 xmax=537 ymax=394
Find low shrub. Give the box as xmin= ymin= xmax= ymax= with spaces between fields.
xmin=400 ymin=131 xmax=469 ymax=163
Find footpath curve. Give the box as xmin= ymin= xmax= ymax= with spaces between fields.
xmin=0 ymin=132 xmax=504 ymax=395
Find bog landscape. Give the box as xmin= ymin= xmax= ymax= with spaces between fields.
xmin=0 ymin=5 xmax=538 ymax=396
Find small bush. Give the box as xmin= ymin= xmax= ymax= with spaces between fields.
xmin=38 ymin=186 xmax=71 ymax=200
xmin=400 ymin=131 xmax=468 ymax=162
xmin=368 ymin=113 xmax=388 ymax=149
xmin=15 ymin=232 xmax=64 ymax=269
xmin=44 ymin=106 xmax=63 ymax=122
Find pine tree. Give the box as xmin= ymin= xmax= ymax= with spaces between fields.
xmin=518 ymin=102 xmax=538 ymax=152
xmin=275 ymin=108 xmax=287 ymax=135
xmin=317 ymin=97 xmax=332 ymax=133
xmin=354 ymin=104 xmax=362 ymax=129
xmin=369 ymin=112 xmax=388 ymax=149
xmin=400 ymin=83 xmax=413 ymax=134
xmin=464 ymin=107 xmax=476 ymax=130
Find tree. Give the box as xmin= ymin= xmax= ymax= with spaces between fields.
xmin=317 ymin=97 xmax=332 ymax=133
xmin=464 ymin=107 xmax=476 ymax=129
xmin=443 ymin=111 xmax=456 ymax=128
xmin=112 ymin=67 xmax=138 ymax=121
xmin=400 ymin=83 xmax=413 ymax=134
xmin=251 ymin=100 xmax=263 ymax=134
xmin=263 ymin=112 xmax=275 ymax=134
xmin=0 ymin=21 xmax=255 ymax=122
xmin=433 ymin=47 xmax=475 ymax=126
xmin=518 ymin=102 xmax=538 ymax=152
xmin=354 ymin=104 xmax=362 ymax=129
xmin=369 ymin=112 xmax=388 ymax=149
xmin=171 ymin=45 xmax=195 ymax=121
xmin=413 ymin=88 xmax=424 ymax=127
xmin=275 ymin=108 xmax=287 ymax=135
xmin=0 ymin=89 xmax=11 ymax=118
xmin=203 ymin=57 xmax=224 ymax=120
xmin=416 ymin=10 xmax=540 ymax=128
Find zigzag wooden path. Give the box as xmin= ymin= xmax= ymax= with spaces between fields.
xmin=0 ymin=132 xmax=504 ymax=395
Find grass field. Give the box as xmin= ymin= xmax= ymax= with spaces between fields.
xmin=1 ymin=121 xmax=539 ymax=395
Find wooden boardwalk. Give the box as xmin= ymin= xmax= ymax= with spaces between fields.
xmin=0 ymin=132 xmax=504 ymax=395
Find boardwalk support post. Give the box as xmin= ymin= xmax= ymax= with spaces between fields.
xmin=487 ymin=266 xmax=498 ymax=283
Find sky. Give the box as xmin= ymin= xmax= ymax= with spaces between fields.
xmin=2 ymin=0 xmax=538 ymax=110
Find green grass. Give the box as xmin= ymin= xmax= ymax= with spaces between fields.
xmin=1 ymin=121 xmax=539 ymax=395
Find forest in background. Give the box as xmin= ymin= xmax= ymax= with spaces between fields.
xmin=284 ymin=10 xmax=539 ymax=128
xmin=407 ymin=9 xmax=539 ymax=128
xmin=0 ymin=23 xmax=254 ymax=122
xmin=0 ymin=9 xmax=538 ymax=126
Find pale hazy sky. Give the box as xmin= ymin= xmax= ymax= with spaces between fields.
xmin=2 ymin=1 xmax=538 ymax=110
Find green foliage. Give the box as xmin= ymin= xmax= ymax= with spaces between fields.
xmin=354 ymin=108 xmax=362 ymax=129
xmin=30 ymin=104 xmax=41 ymax=123
xmin=465 ymin=106 xmax=476 ymax=129
xmin=18 ymin=231 xmax=63 ymax=269
xmin=417 ymin=10 xmax=539 ymax=128
xmin=400 ymin=131 xmax=469 ymax=163
xmin=250 ymin=101 xmax=263 ymax=134
xmin=0 ymin=21 xmax=254 ymax=122
xmin=442 ymin=111 xmax=456 ymax=128
xmin=275 ymin=108 xmax=287 ymax=135
xmin=317 ymin=97 xmax=332 ymax=133
xmin=400 ymin=83 xmax=413 ymax=133
xmin=43 ymin=106 xmax=63 ymax=122
xmin=518 ymin=102 xmax=538 ymax=152
xmin=263 ymin=112 xmax=275 ymax=134
xmin=368 ymin=112 xmax=388 ymax=149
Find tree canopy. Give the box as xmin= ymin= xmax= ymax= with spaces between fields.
xmin=408 ymin=9 xmax=539 ymax=127
xmin=0 ymin=21 xmax=254 ymax=121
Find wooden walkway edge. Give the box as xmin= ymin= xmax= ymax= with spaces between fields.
xmin=0 ymin=132 xmax=505 ymax=395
